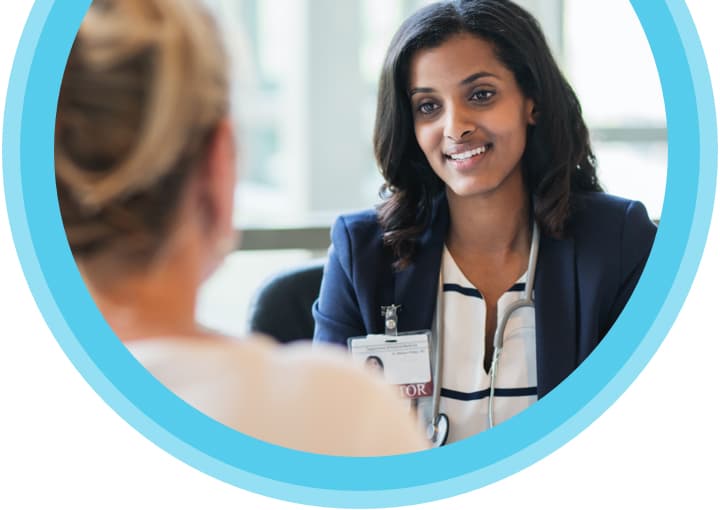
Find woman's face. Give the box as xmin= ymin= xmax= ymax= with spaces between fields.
xmin=408 ymin=33 xmax=534 ymax=200
xmin=366 ymin=357 xmax=383 ymax=372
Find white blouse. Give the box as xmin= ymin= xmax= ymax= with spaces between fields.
xmin=417 ymin=245 xmax=538 ymax=443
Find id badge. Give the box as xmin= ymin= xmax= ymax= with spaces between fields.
xmin=348 ymin=332 xmax=433 ymax=400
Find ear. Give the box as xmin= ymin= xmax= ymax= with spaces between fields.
xmin=198 ymin=117 xmax=238 ymax=250
xmin=192 ymin=117 xmax=239 ymax=279
xmin=526 ymin=99 xmax=537 ymax=125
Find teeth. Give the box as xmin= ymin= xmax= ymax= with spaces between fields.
xmin=448 ymin=145 xmax=487 ymax=161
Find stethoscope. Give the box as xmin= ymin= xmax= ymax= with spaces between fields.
xmin=427 ymin=221 xmax=540 ymax=447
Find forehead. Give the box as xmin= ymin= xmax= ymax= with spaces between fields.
xmin=408 ymin=32 xmax=511 ymax=87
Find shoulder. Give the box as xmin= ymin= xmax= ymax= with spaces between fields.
xmin=125 ymin=334 xmax=278 ymax=425
xmin=267 ymin=341 xmax=381 ymax=403
xmin=569 ymin=191 xmax=657 ymax=271
xmin=328 ymin=207 xmax=390 ymax=272
xmin=126 ymin=334 xmax=277 ymax=390
xmin=260 ymin=342 xmax=429 ymax=456
xmin=130 ymin=336 xmax=428 ymax=456
xmin=570 ymin=192 xmax=656 ymax=237
xmin=330 ymin=207 xmax=383 ymax=246
xmin=571 ymin=191 xmax=649 ymax=222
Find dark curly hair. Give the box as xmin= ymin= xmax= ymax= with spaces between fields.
xmin=374 ymin=0 xmax=601 ymax=269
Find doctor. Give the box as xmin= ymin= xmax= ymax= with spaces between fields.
xmin=313 ymin=0 xmax=656 ymax=445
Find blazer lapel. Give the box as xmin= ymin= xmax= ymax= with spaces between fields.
xmin=392 ymin=195 xmax=449 ymax=333
xmin=534 ymin=233 xmax=578 ymax=397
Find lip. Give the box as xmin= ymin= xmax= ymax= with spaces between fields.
xmin=443 ymin=143 xmax=492 ymax=170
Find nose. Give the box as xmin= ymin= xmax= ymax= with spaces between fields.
xmin=443 ymin=103 xmax=476 ymax=141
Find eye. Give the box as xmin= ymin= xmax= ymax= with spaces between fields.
xmin=470 ymin=89 xmax=495 ymax=103
xmin=416 ymin=101 xmax=439 ymax=115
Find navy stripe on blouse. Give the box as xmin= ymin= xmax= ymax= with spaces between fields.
xmin=443 ymin=283 xmax=482 ymax=298
xmin=441 ymin=386 xmax=538 ymax=401
xmin=507 ymin=282 xmax=526 ymax=293
xmin=442 ymin=282 xmax=526 ymax=298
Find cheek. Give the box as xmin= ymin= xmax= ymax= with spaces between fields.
xmin=492 ymin=115 xmax=529 ymax=154
xmin=414 ymin=125 xmax=443 ymax=162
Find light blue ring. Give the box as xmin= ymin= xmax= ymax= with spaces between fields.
xmin=2 ymin=0 xmax=716 ymax=507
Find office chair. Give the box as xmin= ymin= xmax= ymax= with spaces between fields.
xmin=246 ymin=260 xmax=325 ymax=343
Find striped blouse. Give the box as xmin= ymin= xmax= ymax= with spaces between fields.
xmin=416 ymin=245 xmax=538 ymax=443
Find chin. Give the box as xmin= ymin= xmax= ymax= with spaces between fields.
xmin=443 ymin=165 xmax=524 ymax=200
xmin=446 ymin=179 xmax=501 ymax=199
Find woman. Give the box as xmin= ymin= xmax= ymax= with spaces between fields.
xmin=313 ymin=0 xmax=656 ymax=445
xmin=365 ymin=355 xmax=385 ymax=374
xmin=55 ymin=0 xmax=428 ymax=456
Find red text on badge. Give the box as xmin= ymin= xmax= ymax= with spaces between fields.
xmin=399 ymin=381 xmax=434 ymax=399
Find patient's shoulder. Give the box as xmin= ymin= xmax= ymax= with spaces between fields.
xmin=262 ymin=342 xmax=429 ymax=456
xmin=127 ymin=335 xmax=428 ymax=456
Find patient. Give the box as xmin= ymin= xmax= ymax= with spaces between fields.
xmin=54 ymin=0 xmax=428 ymax=456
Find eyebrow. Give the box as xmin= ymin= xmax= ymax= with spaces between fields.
xmin=409 ymin=72 xmax=499 ymax=96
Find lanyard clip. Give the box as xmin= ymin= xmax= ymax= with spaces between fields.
xmin=380 ymin=304 xmax=401 ymax=336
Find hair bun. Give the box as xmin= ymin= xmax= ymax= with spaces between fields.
xmin=55 ymin=0 xmax=229 ymax=258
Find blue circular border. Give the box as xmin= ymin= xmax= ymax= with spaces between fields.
xmin=2 ymin=0 xmax=717 ymax=507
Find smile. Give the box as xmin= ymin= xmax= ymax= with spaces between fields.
xmin=445 ymin=144 xmax=492 ymax=161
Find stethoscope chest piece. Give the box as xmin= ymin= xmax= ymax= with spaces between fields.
xmin=427 ymin=412 xmax=449 ymax=447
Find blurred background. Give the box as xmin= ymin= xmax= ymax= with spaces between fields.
xmin=197 ymin=0 xmax=667 ymax=337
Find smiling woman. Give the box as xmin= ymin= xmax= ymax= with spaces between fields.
xmin=312 ymin=0 xmax=657 ymax=446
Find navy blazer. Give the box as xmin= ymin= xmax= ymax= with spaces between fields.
xmin=312 ymin=192 xmax=657 ymax=398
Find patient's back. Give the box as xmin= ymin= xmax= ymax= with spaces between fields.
xmin=127 ymin=336 xmax=428 ymax=456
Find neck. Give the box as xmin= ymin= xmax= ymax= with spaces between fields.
xmin=446 ymin=175 xmax=531 ymax=256
xmin=81 ymin=250 xmax=204 ymax=343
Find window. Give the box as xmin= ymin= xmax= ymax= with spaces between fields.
xmin=564 ymin=0 xmax=666 ymax=219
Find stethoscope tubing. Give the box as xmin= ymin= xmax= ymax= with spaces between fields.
xmin=429 ymin=272 xmax=446 ymax=446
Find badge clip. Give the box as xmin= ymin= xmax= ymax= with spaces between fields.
xmin=380 ymin=304 xmax=401 ymax=336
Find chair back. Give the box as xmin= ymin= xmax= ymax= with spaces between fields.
xmin=247 ymin=260 xmax=325 ymax=343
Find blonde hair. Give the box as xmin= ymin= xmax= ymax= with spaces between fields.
xmin=55 ymin=0 xmax=229 ymax=266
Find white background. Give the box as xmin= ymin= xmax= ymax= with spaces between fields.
xmin=1 ymin=1 xmax=718 ymax=509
